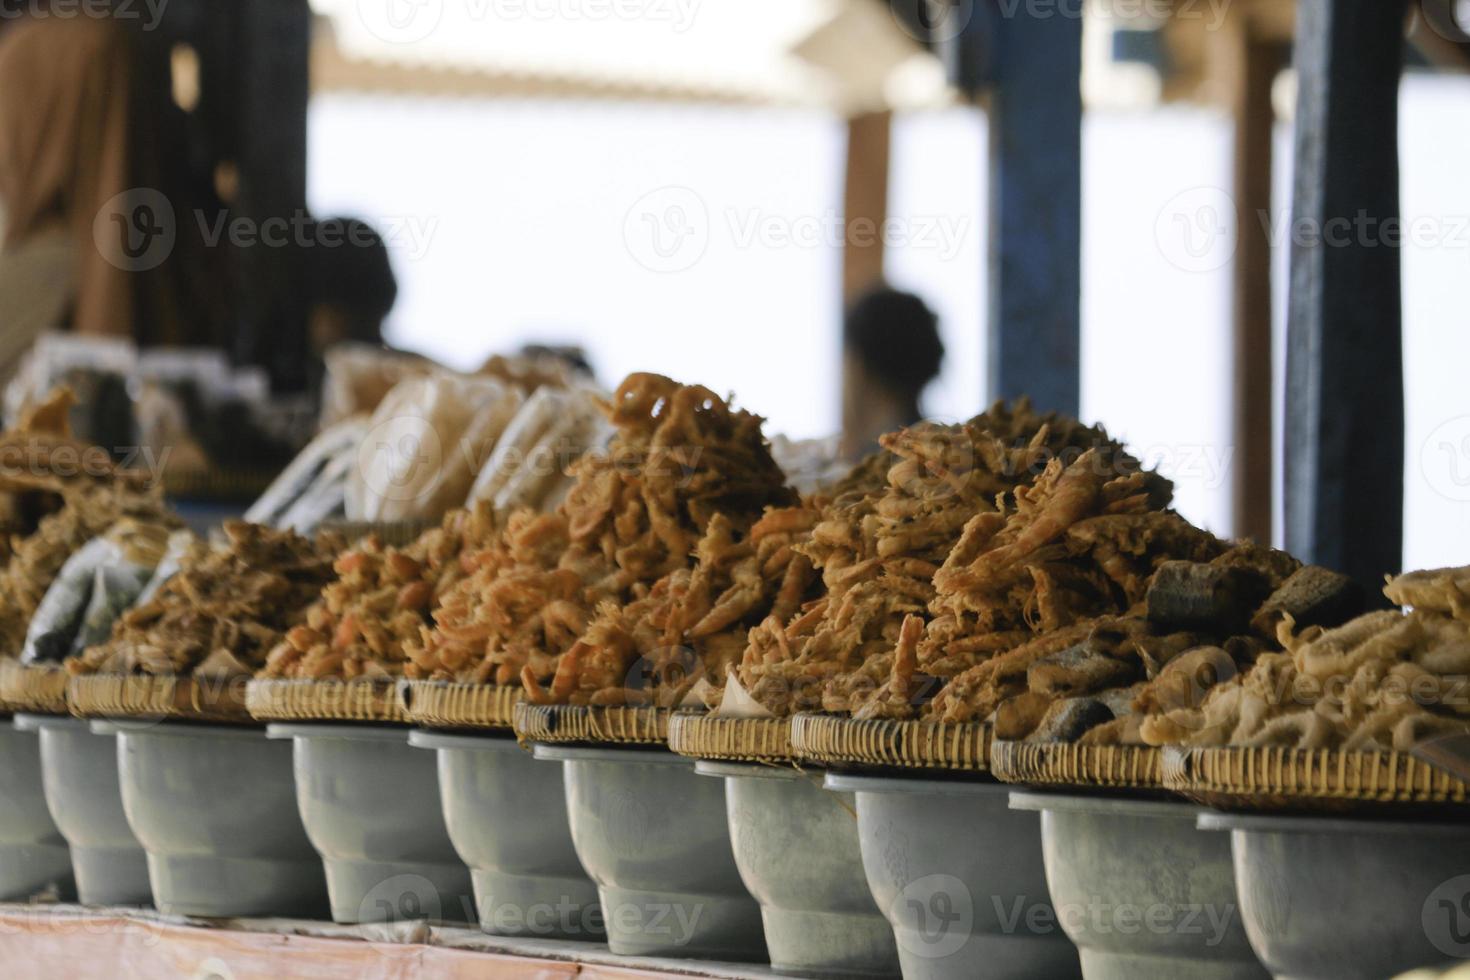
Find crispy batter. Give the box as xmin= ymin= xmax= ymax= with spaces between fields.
xmin=260 ymin=505 xmax=497 ymax=679
xmin=736 ymin=400 xmax=1140 ymax=716
xmin=1140 ymin=570 xmax=1470 ymax=751
xmin=67 ymin=522 xmax=342 ymax=678
xmin=407 ymin=373 xmax=797 ymax=702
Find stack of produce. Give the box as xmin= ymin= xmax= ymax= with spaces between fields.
xmin=732 ymin=401 xmax=1142 ymax=717
xmin=0 ymin=388 xmax=168 ymax=654
xmin=405 ymin=372 xmax=797 ymax=707
xmin=66 ymin=522 xmax=342 ymax=680
xmin=259 ymin=506 xmax=496 ymax=680
xmin=1140 ymin=565 xmax=1470 ymax=752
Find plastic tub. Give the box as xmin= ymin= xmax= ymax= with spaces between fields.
xmin=0 ymin=719 xmax=72 ymax=900
xmin=409 ymin=729 xmax=602 ymax=939
xmin=267 ymin=723 xmax=473 ymax=924
xmin=1198 ymin=810 xmax=1470 ymax=980
xmin=1010 ymin=791 xmax=1267 ymax=979
xmin=15 ymin=713 xmax=148 ymax=905
xmin=99 ymin=720 xmax=327 ymax=918
xmin=826 ymin=772 xmax=1080 ymax=980
xmin=534 ymin=743 xmax=766 ymax=961
xmin=695 ymin=760 xmax=899 ymax=977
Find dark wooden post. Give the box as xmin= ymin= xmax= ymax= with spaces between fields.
xmin=1229 ymin=25 xmax=1288 ymax=545
xmin=842 ymin=110 xmax=892 ymax=303
xmin=233 ymin=0 xmax=312 ymax=390
xmin=941 ymin=2 xmax=1082 ymax=417
xmin=1284 ymin=0 xmax=1407 ymax=590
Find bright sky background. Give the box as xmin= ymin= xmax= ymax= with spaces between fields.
xmin=308 ymin=75 xmax=1470 ymax=570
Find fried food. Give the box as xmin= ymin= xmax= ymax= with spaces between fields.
xmin=406 ymin=373 xmax=797 ymax=703
xmin=735 ymin=400 xmax=1140 ymax=717
xmin=1140 ymin=567 xmax=1470 ymax=752
xmin=67 ymin=522 xmax=342 ymax=678
xmin=260 ymin=506 xmax=496 ymax=680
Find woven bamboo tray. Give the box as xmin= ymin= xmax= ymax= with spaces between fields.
xmin=667 ymin=712 xmax=796 ymax=764
xmin=319 ymin=519 xmax=433 ymax=549
xmin=990 ymin=740 xmax=1165 ymax=791
xmin=1166 ymin=745 xmax=1470 ymax=812
xmin=67 ymin=673 xmax=252 ymax=724
xmin=0 ymin=660 xmax=69 ymax=715
xmin=162 ymin=466 xmax=279 ymax=503
xmin=790 ymin=713 xmax=992 ymax=773
xmin=245 ymin=677 xmax=406 ymax=724
xmin=513 ymin=702 xmax=671 ymax=746
xmin=399 ymin=680 xmax=521 ymax=730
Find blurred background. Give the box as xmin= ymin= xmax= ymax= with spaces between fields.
xmin=0 ymin=0 xmax=1466 ymax=568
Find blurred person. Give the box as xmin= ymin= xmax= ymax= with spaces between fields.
xmin=840 ymin=285 xmax=945 ymax=458
xmin=304 ymin=216 xmax=399 ymax=354
xmin=0 ymin=15 xmax=133 ymax=380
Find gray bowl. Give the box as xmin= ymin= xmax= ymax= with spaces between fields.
xmin=826 ymin=773 xmax=1081 ymax=980
xmin=1198 ymin=810 xmax=1470 ymax=980
xmin=0 ymin=720 xmax=72 ymax=900
xmin=696 ymin=760 xmax=899 ymax=978
xmin=1010 ymin=791 xmax=1267 ymax=980
xmin=267 ymin=723 xmax=474 ymax=924
xmin=98 ymin=719 xmax=328 ymax=918
xmin=409 ymin=729 xmax=602 ymax=940
xmin=534 ymin=743 xmax=767 ymax=961
xmin=15 ymin=713 xmax=149 ymax=906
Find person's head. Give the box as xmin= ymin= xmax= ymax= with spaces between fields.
xmin=843 ymin=285 xmax=944 ymax=418
xmin=305 ymin=216 xmax=397 ymax=353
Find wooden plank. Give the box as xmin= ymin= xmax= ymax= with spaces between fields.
xmin=841 ymin=110 xmax=891 ymax=303
xmin=983 ymin=7 xmax=1082 ymax=417
xmin=1228 ymin=25 xmax=1288 ymax=544
xmin=1283 ymin=0 xmax=1408 ymax=591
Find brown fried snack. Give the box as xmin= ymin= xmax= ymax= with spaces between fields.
xmin=67 ymin=522 xmax=342 ymax=679
xmin=538 ymin=505 xmax=820 ymax=707
xmin=405 ymin=373 xmax=796 ymax=701
xmin=0 ymin=482 xmax=171 ymax=654
xmin=1141 ymin=566 xmax=1470 ymax=752
xmin=736 ymin=400 xmax=1137 ymax=716
xmin=260 ymin=506 xmax=496 ymax=680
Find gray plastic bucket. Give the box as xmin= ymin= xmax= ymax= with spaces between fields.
xmin=15 ymin=713 xmax=149 ymax=906
xmin=1010 ymin=791 xmax=1267 ymax=980
xmin=1198 ymin=810 xmax=1470 ymax=980
xmin=695 ymin=760 xmax=899 ymax=978
xmin=826 ymin=772 xmax=1081 ymax=980
xmin=534 ymin=743 xmax=767 ymax=962
xmin=267 ymin=723 xmax=473 ymax=924
xmin=409 ymin=729 xmax=602 ymax=940
xmin=98 ymin=719 xmax=328 ymax=918
xmin=0 ymin=720 xmax=72 ymax=900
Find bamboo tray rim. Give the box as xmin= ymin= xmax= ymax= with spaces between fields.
xmin=1166 ymin=744 xmax=1470 ymax=811
xmin=0 ymin=660 xmax=70 ymax=715
xmin=512 ymin=701 xmax=671 ymax=746
xmin=666 ymin=712 xmax=796 ymax=763
xmin=67 ymin=672 xmax=253 ymax=723
xmin=990 ymin=739 xmax=1166 ymax=791
xmin=399 ymin=679 xmax=521 ymax=730
xmin=244 ymin=676 xmax=407 ymax=724
xmin=789 ymin=712 xmax=992 ymax=773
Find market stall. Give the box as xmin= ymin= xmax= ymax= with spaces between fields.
xmin=0 ymin=0 xmax=1468 ymax=978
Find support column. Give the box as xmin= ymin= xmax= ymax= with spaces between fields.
xmin=1284 ymin=0 xmax=1407 ymax=590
